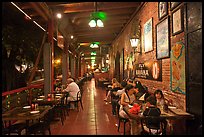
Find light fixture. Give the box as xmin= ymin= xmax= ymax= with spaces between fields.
xmin=88 ymin=2 xmax=105 ymax=28
xmin=90 ymin=42 xmax=99 ymax=48
xmin=130 ymin=19 xmax=141 ymax=54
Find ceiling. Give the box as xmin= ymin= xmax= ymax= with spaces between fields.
xmin=5 ymin=2 xmax=142 ymax=65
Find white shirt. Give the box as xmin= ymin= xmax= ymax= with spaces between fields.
xmin=64 ymin=82 xmax=80 ymax=100
xmin=116 ymin=88 xmax=125 ymax=96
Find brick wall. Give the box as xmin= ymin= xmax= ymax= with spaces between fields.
xmin=109 ymin=2 xmax=186 ymax=111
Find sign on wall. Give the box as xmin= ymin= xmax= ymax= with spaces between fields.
xmin=135 ymin=60 xmax=162 ymax=81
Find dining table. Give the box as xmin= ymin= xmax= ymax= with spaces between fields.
xmin=123 ymin=105 xmax=194 ymax=135
xmin=2 ymin=105 xmax=52 ymax=135
xmin=32 ymin=93 xmax=65 ymax=106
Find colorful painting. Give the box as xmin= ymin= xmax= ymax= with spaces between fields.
xmin=144 ymin=18 xmax=153 ymax=53
xmin=170 ymin=42 xmax=186 ymax=94
xmin=156 ymin=17 xmax=170 ymax=59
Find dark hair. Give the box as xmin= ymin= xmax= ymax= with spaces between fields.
xmin=154 ymin=89 xmax=164 ymax=99
xmin=146 ymin=95 xmax=157 ymax=106
xmin=120 ymin=81 xmax=127 ymax=88
xmin=144 ymin=92 xmax=151 ymax=102
xmin=134 ymin=81 xmax=146 ymax=93
xmin=125 ymin=84 xmax=134 ymax=92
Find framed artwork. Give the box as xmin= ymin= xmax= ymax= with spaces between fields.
xmin=172 ymin=6 xmax=184 ymax=35
xmin=170 ymin=42 xmax=186 ymax=94
xmin=158 ymin=2 xmax=168 ymax=20
xmin=156 ymin=16 xmax=170 ymax=59
xmin=170 ymin=2 xmax=181 ymax=10
xmin=144 ymin=18 xmax=153 ymax=53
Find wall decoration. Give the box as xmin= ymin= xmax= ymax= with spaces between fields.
xmin=170 ymin=42 xmax=185 ymax=94
xmin=170 ymin=2 xmax=181 ymax=10
xmin=172 ymin=6 xmax=184 ymax=35
xmin=156 ymin=17 xmax=170 ymax=59
xmin=144 ymin=18 xmax=153 ymax=53
xmin=135 ymin=60 xmax=162 ymax=81
xmin=158 ymin=2 xmax=168 ymax=20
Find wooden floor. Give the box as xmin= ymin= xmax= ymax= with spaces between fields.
xmin=50 ymin=78 xmax=130 ymax=135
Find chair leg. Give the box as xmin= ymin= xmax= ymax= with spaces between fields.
xmin=80 ymin=100 xmax=83 ymax=110
xmin=124 ymin=121 xmax=126 ymax=135
xmin=118 ymin=119 xmax=121 ymax=132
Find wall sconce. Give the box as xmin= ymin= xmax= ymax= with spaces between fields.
xmin=130 ymin=19 xmax=141 ymax=54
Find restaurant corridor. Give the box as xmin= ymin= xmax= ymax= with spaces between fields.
xmin=50 ymin=78 xmax=127 ymax=135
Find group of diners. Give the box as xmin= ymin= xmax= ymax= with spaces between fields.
xmin=104 ymin=77 xmax=169 ymax=135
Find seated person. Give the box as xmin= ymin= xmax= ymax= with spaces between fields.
xmin=119 ymin=84 xmax=142 ymax=135
xmin=111 ymin=80 xmax=127 ymax=116
xmin=104 ymin=78 xmax=120 ymax=102
xmin=154 ymin=89 xmax=165 ymax=109
xmin=63 ymin=78 xmax=80 ymax=108
xmin=133 ymin=81 xmax=147 ymax=100
xmin=142 ymin=95 xmax=166 ymax=135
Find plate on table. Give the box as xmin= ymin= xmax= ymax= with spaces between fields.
xmin=23 ymin=106 xmax=31 ymax=109
xmin=168 ymin=106 xmax=176 ymax=109
xmin=55 ymin=94 xmax=62 ymax=96
xmin=30 ymin=111 xmax=40 ymax=114
xmin=37 ymin=98 xmax=43 ymax=101
xmin=39 ymin=96 xmax=45 ymax=98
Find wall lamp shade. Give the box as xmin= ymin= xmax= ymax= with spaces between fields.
xmin=130 ymin=38 xmax=140 ymax=48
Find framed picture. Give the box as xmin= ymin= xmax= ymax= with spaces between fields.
xmin=170 ymin=2 xmax=181 ymax=10
xmin=144 ymin=18 xmax=153 ymax=53
xmin=172 ymin=6 xmax=184 ymax=36
xmin=156 ymin=16 xmax=170 ymax=59
xmin=158 ymin=2 xmax=168 ymax=20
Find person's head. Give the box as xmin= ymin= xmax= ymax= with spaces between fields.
xmin=127 ymin=79 xmax=134 ymax=86
xmin=120 ymin=81 xmax=127 ymax=88
xmin=67 ymin=78 xmax=74 ymax=84
xmin=144 ymin=92 xmax=151 ymax=102
xmin=154 ymin=89 xmax=164 ymax=100
xmin=112 ymin=78 xmax=117 ymax=84
xmin=125 ymin=84 xmax=135 ymax=95
xmin=146 ymin=95 xmax=157 ymax=106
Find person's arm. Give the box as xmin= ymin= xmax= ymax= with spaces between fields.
xmin=120 ymin=93 xmax=129 ymax=106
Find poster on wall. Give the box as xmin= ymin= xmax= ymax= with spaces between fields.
xmin=170 ymin=42 xmax=186 ymax=94
xmin=135 ymin=60 xmax=162 ymax=81
xmin=144 ymin=18 xmax=153 ymax=53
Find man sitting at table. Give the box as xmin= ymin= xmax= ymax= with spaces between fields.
xmin=63 ymin=78 xmax=80 ymax=109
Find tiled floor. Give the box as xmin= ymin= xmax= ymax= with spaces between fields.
xmin=50 ymin=79 xmax=130 ymax=135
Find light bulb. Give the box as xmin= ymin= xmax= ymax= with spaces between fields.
xmin=97 ymin=19 xmax=104 ymax=27
xmin=89 ymin=20 xmax=96 ymax=27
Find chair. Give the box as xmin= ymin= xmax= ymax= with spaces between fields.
xmin=117 ymin=116 xmax=130 ymax=135
xmin=67 ymin=91 xmax=83 ymax=111
xmin=27 ymin=110 xmax=52 ymax=135
xmin=141 ymin=116 xmax=166 ymax=135
xmin=52 ymin=95 xmax=67 ymax=125
xmin=2 ymin=120 xmax=27 ymax=135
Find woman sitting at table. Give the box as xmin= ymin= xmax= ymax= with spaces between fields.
xmin=104 ymin=78 xmax=120 ymax=102
xmin=119 ymin=84 xmax=142 ymax=135
xmin=63 ymin=78 xmax=80 ymax=109
xmin=154 ymin=89 xmax=165 ymax=109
